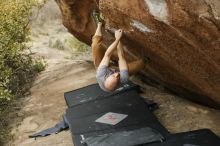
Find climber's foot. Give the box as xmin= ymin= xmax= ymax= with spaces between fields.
xmin=92 ymin=10 xmax=105 ymax=25
xmin=98 ymin=22 xmax=102 ymax=27
xmin=143 ymin=56 xmax=151 ymax=64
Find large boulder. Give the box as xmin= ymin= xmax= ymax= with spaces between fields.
xmin=55 ymin=0 xmax=220 ymax=109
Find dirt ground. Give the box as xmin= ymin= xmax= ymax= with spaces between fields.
xmin=7 ymin=0 xmax=220 ymax=146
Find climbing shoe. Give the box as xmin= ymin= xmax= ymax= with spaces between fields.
xmin=143 ymin=56 xmax=151 ymax=64
xmin=92 ymin=10 xmax=105 ymax=25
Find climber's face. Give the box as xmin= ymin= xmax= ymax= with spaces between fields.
xmin=104 ymin=72 xmax=120 ymax=91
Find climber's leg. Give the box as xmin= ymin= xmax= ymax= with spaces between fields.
xmin=111 ymin=59 xmax=145 ymax=75
xmin=115 ymin=41 xmax=145 ymax=75
xmin=127 ymin=59 xmax=145 ymax=75
xmin=92 ymin=22 xmax=105 ymax=68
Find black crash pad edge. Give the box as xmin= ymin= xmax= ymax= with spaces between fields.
xmin=64 ymin=82 xmax=140 ymax=108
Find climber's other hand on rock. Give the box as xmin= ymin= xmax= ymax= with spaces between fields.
xmin=115 ymin=29 xmax=123 ymax=40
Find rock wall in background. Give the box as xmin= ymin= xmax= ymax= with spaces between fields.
xmin=55 ymin=0 xmax=220 ymax=109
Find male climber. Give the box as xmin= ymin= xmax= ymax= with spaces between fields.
xmin=92 ymin=13 xmax=145 ymax=92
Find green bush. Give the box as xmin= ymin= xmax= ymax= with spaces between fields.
xmin=0 ymin=0 xmax=45 ymax=144
xmin=67 ymin=37 xmax=90 ymax=52
xmin=0 ymin=0 xmax=43 ymax=99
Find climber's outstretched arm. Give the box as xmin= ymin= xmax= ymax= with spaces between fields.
xmin=98 ymin=29 xmax=123 ymax=67
xmin=117 ymin=41 xmax=128 ymax=71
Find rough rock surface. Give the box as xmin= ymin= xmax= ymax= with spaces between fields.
xmin=55 ymin=0 xmax=220 ymax=109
